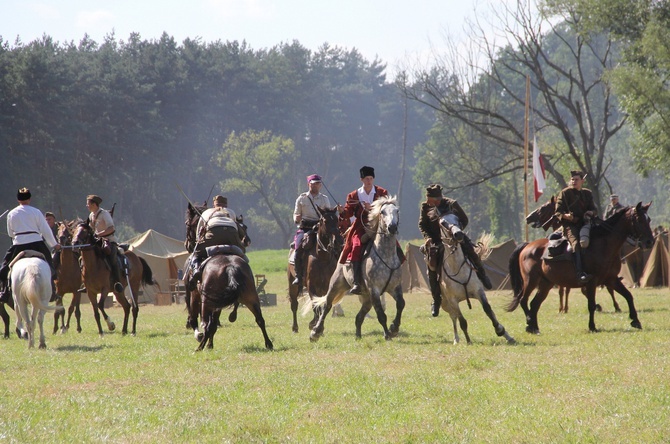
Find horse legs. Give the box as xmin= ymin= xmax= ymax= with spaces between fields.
xmin=611 ymin=279 xmax=641 ymax=329
xmin=289 ymin=287 xmax=299 ymax=334
xmin=354 ymin=299 xmax=373 ymax=339
xmin=0 ymin=303 xmax=10 ymax=338
xmin=526 ymin=281 xmax=552 ymax=335
xmin=477 ymin=290 xmax=516 ymax=344
xmin=66 ymin=292 xmax=83 ymax=333
xmin=388 ymin=286 xmax=405 ymax=338
xmin=37 ymin=307 xmax=47 ymax=349
xmin=229 ymin=302 xmax=239 ymax=323
xmin=196 ymin=310 xmax=217 ymax=351
xmin=608 ymin=286 xmax=622 ymax=313
xmin=558 ymin=286 xmax=569 ymax=313
xmin=53 ymin=295 xmax=65 ymax=334
xmin=86 ymin=291 xmax=106 ymax=337
xmin=109 ymin=291 xmax=131 ymax=335
xmin=244 ymin=300 xmax=273 ymax=350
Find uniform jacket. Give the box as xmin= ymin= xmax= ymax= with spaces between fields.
xmin=555 ymin=186 xmax=597 ymax=227
xmin=339 ymin=185 xmax=388 ymax=263
xmin=419 ymin=198 xmax=468 ymax=244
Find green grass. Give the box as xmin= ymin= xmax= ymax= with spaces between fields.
xmin=0 ymin=276 xmax=669 ymax=442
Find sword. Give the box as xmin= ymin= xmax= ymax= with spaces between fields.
xmin=306 ymin=161 xmax=340 ymax=206
xmin=0 ymin=209 xmax=8 ymax=219
xmin=175 ymin=182 xmax=205 ymax=219
xmin=60 ymin=244 xmax=92 ymax=249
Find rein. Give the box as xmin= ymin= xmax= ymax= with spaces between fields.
xmin=440 ymin=228 xmax=475 ymax=309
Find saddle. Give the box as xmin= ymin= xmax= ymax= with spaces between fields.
xmin=8 ymin=250 xmax=46 ymax=268
xmin=542 ymin=231 xmax=572 ymax=262
xmin=204 ymin=244 xmax=249 ymax=263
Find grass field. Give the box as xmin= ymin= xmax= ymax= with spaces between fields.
xmin=0 ymin=251 xmax=668 ymax=443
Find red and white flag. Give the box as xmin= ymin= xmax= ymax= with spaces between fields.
xmin=532 ymin=135 xmax=546 ymax=202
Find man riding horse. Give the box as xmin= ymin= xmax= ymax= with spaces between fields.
xmin=188 ymin=195 xmax=247 ymax=289
xmin=0 ymin=188 xmax=62 ymax=304
xmin=419 ymin=184 xmax=493 ymax=317
xmin=554 ymin=170 xmax=598 ymax=284
xmin=291 ymin=174 xmax=331 ymax=288
xmin=86 ymin=194 xmax=125 ymax=294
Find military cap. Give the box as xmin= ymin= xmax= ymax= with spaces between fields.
xmin=426 ymin=184 xmax=443 ymax=198
xmin=17 ymin=187 xmax=31 ymax=201
xmin=86 ymin=194 xmax=102 ymax=205
xmin=360 ymin=166 xmax=375 ymax=178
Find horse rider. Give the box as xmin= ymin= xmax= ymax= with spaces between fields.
xmin=291 ymin=174 xmax=330 ymax=287
xmin=337 ymin=165 xmax=390 ymax=295
xmin=45 ymin=211 xmax=62 ymax=273
xmin=0 ymin=188 xmax=61 ymax=304
xmin=188 ymin=195 xmax=247 ymax=288
xmin=86 ymin=194 xmax=125 ymax=293
xmin=604 ymin=194 xmax=623 ymax=219
xmin=419 ymin=184 xmax=493 ymax=316
xmin=554 ymin=170 xmax=598 ymax=284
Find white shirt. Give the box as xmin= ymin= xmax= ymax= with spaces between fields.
xmin=197 ymin=207 xmax=237 ymax=233
xmin=349 ymin=186 xmax=376 ymax=223
xmin=7 ymin=204 xmax=58 ymax=248
xmin=89 ymin=208 xmax=117 ymax=243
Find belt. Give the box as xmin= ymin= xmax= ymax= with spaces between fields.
xmin=14 ymin=231 xmax=39 ymax=236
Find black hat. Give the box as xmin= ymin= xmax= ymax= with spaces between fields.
xmin=86 ymin=194 xmax=102 ymax=205
xmin=360 ymin=166 xmax=375 ymax=178
xmin=570 ymin=170 xmax=585 ymax=179
xmin=426 ymin=184 xmax=443 ymax=198
xmin=17 ymin=187 xmax=31 ymax=201
xmin=213 ymin=195 xmax=228 ymax=206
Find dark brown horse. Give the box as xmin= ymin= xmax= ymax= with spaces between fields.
xmin=195 ymin=253 xmax=273 ymax=351
xmin=287 ymin=207 xmax=343 ymax=333
xmin=72 ymin=220 xmax=155 ymax=336
xmin=510 ymin=203 xmax=654 ymax=333
xmin=525 ymin=196 xmax=649 ymax=313
xmin=53 ymin=219 xmax=88 ymax=334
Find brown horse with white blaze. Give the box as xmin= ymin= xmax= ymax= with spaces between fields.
xmin=509 ymin=203 xmax=654 ymax=334
xmin=72 ymin=220 xmax=155 ymax=336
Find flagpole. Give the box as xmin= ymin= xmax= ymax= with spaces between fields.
xmin=524 ymin=75 xmax=530 ymax=242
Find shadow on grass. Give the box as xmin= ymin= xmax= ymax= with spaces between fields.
xmin=53 ymin=344 xmax=109 ymax=352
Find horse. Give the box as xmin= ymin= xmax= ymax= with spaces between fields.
xmin=72 ymin=220 xmax=156 ymax=336
xmin=306 ymin=196 xmax=405 ymax=342
xmin=526 ymin=196 xmax=642 ymax=313
xmin=195 ymin=253 xmax=273 ymax=351
xmin=288 ymin=207 xmax=344 ymax=333
xmin=11 ymin=253 xmax=61 ymax=348
xmin=431 ymin=208 xmax=516 ymax=345
xmin=509 ymin=203 xmax=654 ymax=334
xmin=53 ymin=219 xmax=88 ymax=334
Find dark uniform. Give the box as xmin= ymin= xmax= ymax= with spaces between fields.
xmin=554 ymin=171 xmax=597 ymax=283
xmin=604 ymin=195 xmax=623 ymax=219
xmin=419 ymin=184 xmax=492 ymax=317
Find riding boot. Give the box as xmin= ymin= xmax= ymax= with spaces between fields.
xmin=110 ymin=260 xmax=124 ymax=293
xmin=574 ymin=248 xmax=592 ymax=284
xmin=429 ymin=269 xmax=441 ymax=317
xmin=0 ymin=280 xmax=10 ymax=304
xmin=292 ymin=249 xmax=303 ymax=286
xmin=349 ymin=261 xmax=363 ymax=295
xmin=189 ymin=255 xmax=202 ymax=291
xmin=461 ymin=239 xmax=493 ymax=290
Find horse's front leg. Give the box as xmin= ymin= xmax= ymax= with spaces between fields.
xmin=477 ymin=290 xmax=515 ymax=344
xmin=612 ymin=279 xmax=641 ymax=329
xmin=369 ymin=290 xmax=391 ymax=340
xmin=196 ymin=312 xmax=214 ymax=351
xmin=130 ymin=288 xmax=139 ymax=336
xmin=86 ymin=290 xmax=105 ymax=337
xmin=585 ymin=286 xmax=599 ymax=332
xmin=608 ymin=285 xmax=622 ymax=313
xmin=388 ymin=285 xmax=405 ymax=338
xmin=354 ymin=296 xmax=373 ymax=339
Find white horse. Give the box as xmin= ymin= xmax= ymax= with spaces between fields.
xmin=11 ymin=253 xmax=59 ymax=349
xmin=306 ymin=196 xmax=405 ymax=341
xmin=433 ymin=209 xmax=516 ymax=345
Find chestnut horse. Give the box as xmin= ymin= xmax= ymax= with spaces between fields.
xmin=72 ymin=220 xmax=155 ymax=336
xmin=509 ymin=203 xmax=654 ymax=334
xmin=53 ymin=219 xmax=88 ymax=334
xmin=195 ymin=253 xmax=273 ymax=351
xmin=287 ymin=207 xmax=343 ymax=333
xmin=525 ymin=196 xmax=649 ymax=313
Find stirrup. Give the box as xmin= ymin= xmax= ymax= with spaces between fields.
xmin=349 ymin=284 xmax=362 ymax=295
xmin=114 ymin=282 xmax=124 ymax=293
xmin=577 ymin=272 xmax=592 ymax=284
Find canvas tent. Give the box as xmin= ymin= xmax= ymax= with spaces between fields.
xmin=482 ymin=239 xmax=517 ymax=290
xmin=639 ymin=235 xmax=669 ymax=287
xmin=125 ymin=229 xmax=190 ymax=301
xmin=401 ymin=243 xmax=429 ymax=293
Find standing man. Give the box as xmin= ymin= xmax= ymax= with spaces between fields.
xmin=554 ymin=170 xmax=598 ymax=283
xmin=86 ymin=195 xmax=124 ymax=293
xmin=604 ymin=194 xmax=623 ymax=219
xmin=338 ymin=166 xmax=389 ymax=294
xmin=45 ymin=211 xmax=61 ymax=273
xmin=419 ymin=184 xmax=493 ymax=316
xmin=291 ymin=174 xmax=331 ymax=287
xmin=0 ymin=188 xmax=61 ymax=303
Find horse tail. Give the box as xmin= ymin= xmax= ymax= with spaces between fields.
xmin=220 ymin=260 xmax=249 ymax=309
xmin=506 ymin=242 xmax=528 ymax=312
xmin=138 ymin=257 xmax=155 ymax=286
xmin=18 ymin=261 xmax=60 ymax=312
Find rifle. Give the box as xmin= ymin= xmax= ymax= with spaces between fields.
xmin=110 ymin=202 xmax=116 ymax=218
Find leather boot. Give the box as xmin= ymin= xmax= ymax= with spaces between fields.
xmin=188 ymin=255 xmax=202 ymax=291
xmin=291 ymin=249 xmax=303 ymax=286
xmin=0 ymin=281 xmax=11 ymax=304
xmin=429 ymin=270 xmax=441 ymax=317
xmin=349 ymin=261 xmax=363 ymax=294
xmin=574 ymin=249 xmax=592 ymax=284
xmin=462 ymin=239 xmax=493 ymax=290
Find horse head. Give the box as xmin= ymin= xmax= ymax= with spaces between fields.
xmin=72 ymin=220 xmax=95 ymax=247
xmin=316 ymin=206 xmax=343 ymax=252
xmin=368 ymin=196 xmax=399 ymax=236
xmin=628 ymin=202 xmax=654 ymax=249
xmin=526 ymin=196 xmax=557 ymax=231
xmin=185 ymin=202 xmax=207 ymax=253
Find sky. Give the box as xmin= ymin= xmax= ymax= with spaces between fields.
xmin=0 ymin=0 xmax=502 ymax=77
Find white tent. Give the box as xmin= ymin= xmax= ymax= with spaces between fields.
xmin=124 ymin=229 xmax=190 ymax=302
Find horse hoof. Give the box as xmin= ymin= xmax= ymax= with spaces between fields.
xmin=292 ymin=326 xmax=299 ymax=334
xmin=265 ymin=341 xmax=274 ymax=350
xmin=595 ymin=304 xmax=603 ymax=312
xmin=39 ymin=343 xmax=47 ymax=349
xmin=196 ymin=332 xmax=204 ymax=342
xmin=507 ymin=337 xmax=517 ymax=345
xmin=108 ymin=322 xmax=116 ymax=331
xmin=228 ymin=312 xmax=237 ymax=323
xmin=631 ymin=320 xmax=642 ymax=329
xmin=525 ymin=326 xmax=540 ymax=335
xmin=309 ymin=331 xmax=320 ymax=342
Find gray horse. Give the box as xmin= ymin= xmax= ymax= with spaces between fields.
xmin=306 ymin=196 xmax=405 ymax=341
xmin=432 ymin=208 xmax=516 ymax=345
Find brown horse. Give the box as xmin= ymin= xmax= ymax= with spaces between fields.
xmin=53 ymin=219 xmax=88 ymax=334
xmin=72 ymin=220 xmax=155 ymax=336
xmin=195 ymin=253 xmax=273 ymax=351
xmin=525 ymin=197 xmax=647 ymax=313
xmin=287 ymin=207 xmax=343 ymax=333
xmin=510 ymin=203 xmax=654 ymax=334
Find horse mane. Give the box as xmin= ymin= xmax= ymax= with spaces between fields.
xmin=367 ymin=195 xmax=397 ymax=231
xmin=475 ymin=232 xmax=493 ymax=261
